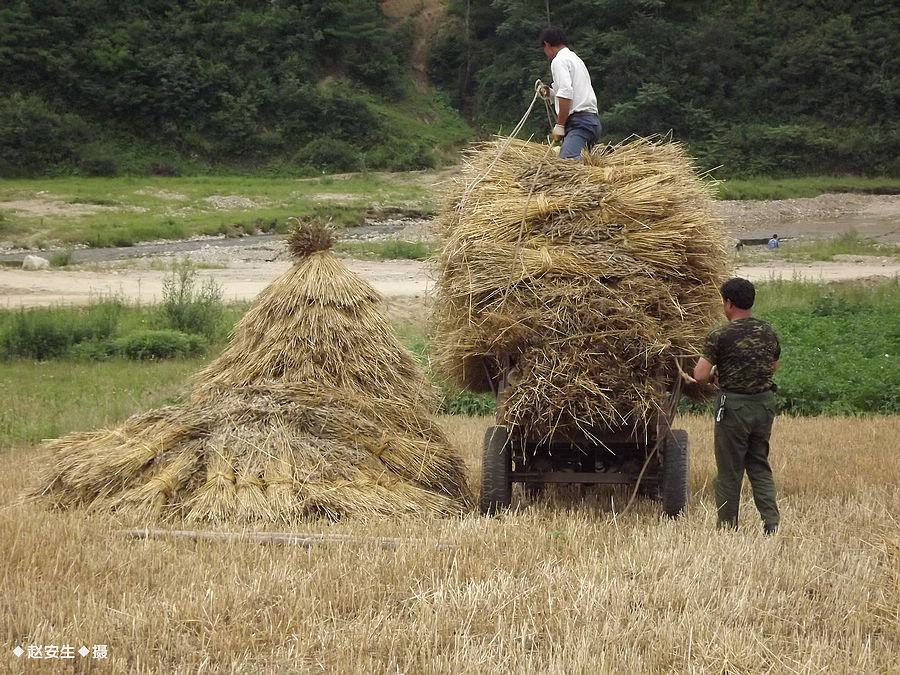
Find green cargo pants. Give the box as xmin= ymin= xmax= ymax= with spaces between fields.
xmin=713 ymin=390 xmax=780 ymax=530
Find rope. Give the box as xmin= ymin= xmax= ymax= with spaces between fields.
xmin=457 ymin=80 xmax=555 ymax=214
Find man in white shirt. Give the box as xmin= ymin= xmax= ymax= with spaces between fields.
xmin=538 ymin=26 xmax=602 ymax=160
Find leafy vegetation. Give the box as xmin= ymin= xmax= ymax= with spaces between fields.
xmin=158 ymin=259 xmax=226 ymax=341
xmin=0 ymin=299 xmax=124 ymax=360
xmin=0 ymin=261 xmax=241 ymax=360
xmin=112 ymin=329 xmax=206 ymax=360
xmin=335 ymin=240 xmax=434 ymax=261
xmin=429 ymin=1 xmax=899 ymax=177
xmin=0 ymin=0 xmax=470 ymax=177
xmin=691 ymin=279 xmax=900 ymax=416
xmin=0 ymin=175 xmax=432 ymax=248
xmin=1 ymin=2 xmax=896 ymax=178
xmin=2 ymin=280 xmax=895 ymax=419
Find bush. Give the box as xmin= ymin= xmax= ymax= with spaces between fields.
xmin=69 ymin=339 xmax=117 ymax=361
xmin=79 ymin=155 xmax=121 ymax=177
xmin=364 ymin=139 xmax=436 ymax=171
xmin=113 ymin=330 xmax=205 ymax=360
xmin=439 ymin=388 xmax=496 ymax=416
xmin=49 ymin=249 xmax=74 ymax=267
xmin=158 ymin=260 xmax=225 ymax=340
xmin=295 ymin=137 xmax=363 ymax=173
xmin=0 ymin=93 xmax=88 ymax=177
xmin=0 ymin=299 xmax=124 ymax=360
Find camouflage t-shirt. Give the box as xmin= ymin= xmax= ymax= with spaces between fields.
xmin=702 ymin=317 xmax=780 ymax=394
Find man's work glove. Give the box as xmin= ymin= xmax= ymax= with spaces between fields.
xmin=552 ymin=124 xmax=566 ymax=142
xmin=535 ymin=79 xmax=551 ymax=101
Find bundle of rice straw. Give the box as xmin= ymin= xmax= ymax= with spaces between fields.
xmin=430 ymin=137 xmax=730 ymax=443
xmin=37 ymin=219 xmax=470 ymax=521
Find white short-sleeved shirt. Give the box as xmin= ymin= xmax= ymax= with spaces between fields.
xmin=550 ymin=47 xmax=598 ymax=115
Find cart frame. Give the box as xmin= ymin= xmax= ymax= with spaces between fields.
xmin=479 ymin=353 xmax=690 ymax=516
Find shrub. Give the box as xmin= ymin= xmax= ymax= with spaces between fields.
xmin=439 ymin=388 xmax=496 ymax=416
xmin=79 ymin=155 xmax=120 ymax=177
xmin=296 ymin=137 xmax=363 ymax=173
xmin=0 ymin=299 xmax=124 ymax=360
xmin=113 ymin=330 xmax=205 ymax=360
xmin=69 ymin=339 xmax=117 ymax=361
xmin=158 ymin=260 xmax=225 ymax=340
xmin=0 ymin=93 xmax=88 ymax=177
xmin=49 ymin=249 xmax=74 ymax=267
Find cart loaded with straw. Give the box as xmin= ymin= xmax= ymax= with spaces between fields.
xmin=431 ymin=137 xmax=729 ymax=515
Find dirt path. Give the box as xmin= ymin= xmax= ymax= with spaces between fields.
xmin=2 ymin=257 xmax=898 ymax=310
xmin=1 ymin=194 xmax=897 ymax=308
xmin=0 ymin=259 xmax=430 ymax=308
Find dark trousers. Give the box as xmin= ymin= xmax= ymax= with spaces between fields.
xmin=713 ymin=390 xmax=780 ymax=529
xmin=560 ymin=112 xmax=602 ymax=160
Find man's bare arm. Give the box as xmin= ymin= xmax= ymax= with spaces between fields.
xmin=556 ymin=97 xmax=572 ymax=126
xmin=693 ymin=356 xmax=714 ymax=385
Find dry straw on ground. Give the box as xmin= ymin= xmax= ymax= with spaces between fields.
xmin=3 ymin=415 xmax=898 ymax=672
xmin=35 ymin=218 xmax=470 ymax=521
xmin=431 ymin=137 xmax=730 ymax=441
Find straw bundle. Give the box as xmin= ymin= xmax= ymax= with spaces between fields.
xmin=431 ymin=137 xmax=730 ymax=442
xmin=37 ymin=219 xmax=470 ymax=521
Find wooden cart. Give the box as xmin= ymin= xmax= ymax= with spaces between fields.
xmin=479 ymin=354 xmax=690 ymax=516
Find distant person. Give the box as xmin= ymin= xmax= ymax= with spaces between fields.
xmin=536 ymin=27 xmax=602 ymax=160
xmin=692 ymin=277 xmax=781 ymax=535
xmin=768 ymin=234 xmax=780 ymax=249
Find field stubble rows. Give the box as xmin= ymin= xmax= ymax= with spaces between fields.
xmin=2 ymin=415 xmax=898 ymax=673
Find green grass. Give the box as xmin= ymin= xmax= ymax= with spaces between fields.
xmin=335 ymin=240 xmax=435 ymax=261
xmin=0 ymin=175 xmax=434 ymax=248
xmin=714 ymin=176 xmax=900 ymax=200
xmin=5 ymin=172 xmax=895 ymax=250
xmin=0 ymin=357 xmax=208 ymax=449
xmin=736 ymin=232 xmax=900 ymax=264
xmin=752 ymin=279 xmax=899 ymax=415
xmin=781 ymin=232 xmax=899 ymax=262
xmin=1 ymin=280 xmax=896 ymax=450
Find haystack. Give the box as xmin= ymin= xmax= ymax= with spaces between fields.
xmin=37 ymin=220 xmax=470 ymax=521
xmin=431 ymin=137 xmax=730 ymax=442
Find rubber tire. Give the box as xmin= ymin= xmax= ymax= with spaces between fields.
xmin=480 ymin=425 xmax=511 ymax=515
xmin=661 ymin=429 xmax=690 ymax=517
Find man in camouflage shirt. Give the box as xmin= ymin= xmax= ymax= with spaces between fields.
xmin=693 ymin=277 xmax=781 ymax=534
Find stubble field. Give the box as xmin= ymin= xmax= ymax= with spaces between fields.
xmin=2 ymin=414 xmax=898 ymax=673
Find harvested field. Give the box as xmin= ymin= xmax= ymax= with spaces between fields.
xmin=1 ymin=415 xmax=898 ymax=672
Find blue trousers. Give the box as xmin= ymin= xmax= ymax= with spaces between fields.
xmin=560 ymin=112 xmax=602 ymax=160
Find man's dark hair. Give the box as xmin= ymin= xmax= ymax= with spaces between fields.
xmin=721 ymin=277 xmax=755 ymax=310
xmin=539 ymin=26 xmax=566 ymax=47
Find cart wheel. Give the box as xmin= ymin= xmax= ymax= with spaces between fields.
xmin=480 ymin=425 xmax=511 ymax=515
xmin=662 ymin=429 xmax=690 ymax=517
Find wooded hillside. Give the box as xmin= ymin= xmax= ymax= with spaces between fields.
xmin=1 ymin=0 xmax=897 ymax=177
xmin=429 ymin=0 xmax=899 ymax=176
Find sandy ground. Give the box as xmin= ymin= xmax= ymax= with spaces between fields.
xmin=0 ymin=259 xmax=429 ymax=308
xmin=2 ymin=255 xmax=898 ymax=310
xmin=1 ymin=194 xmax=897 ymax=309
